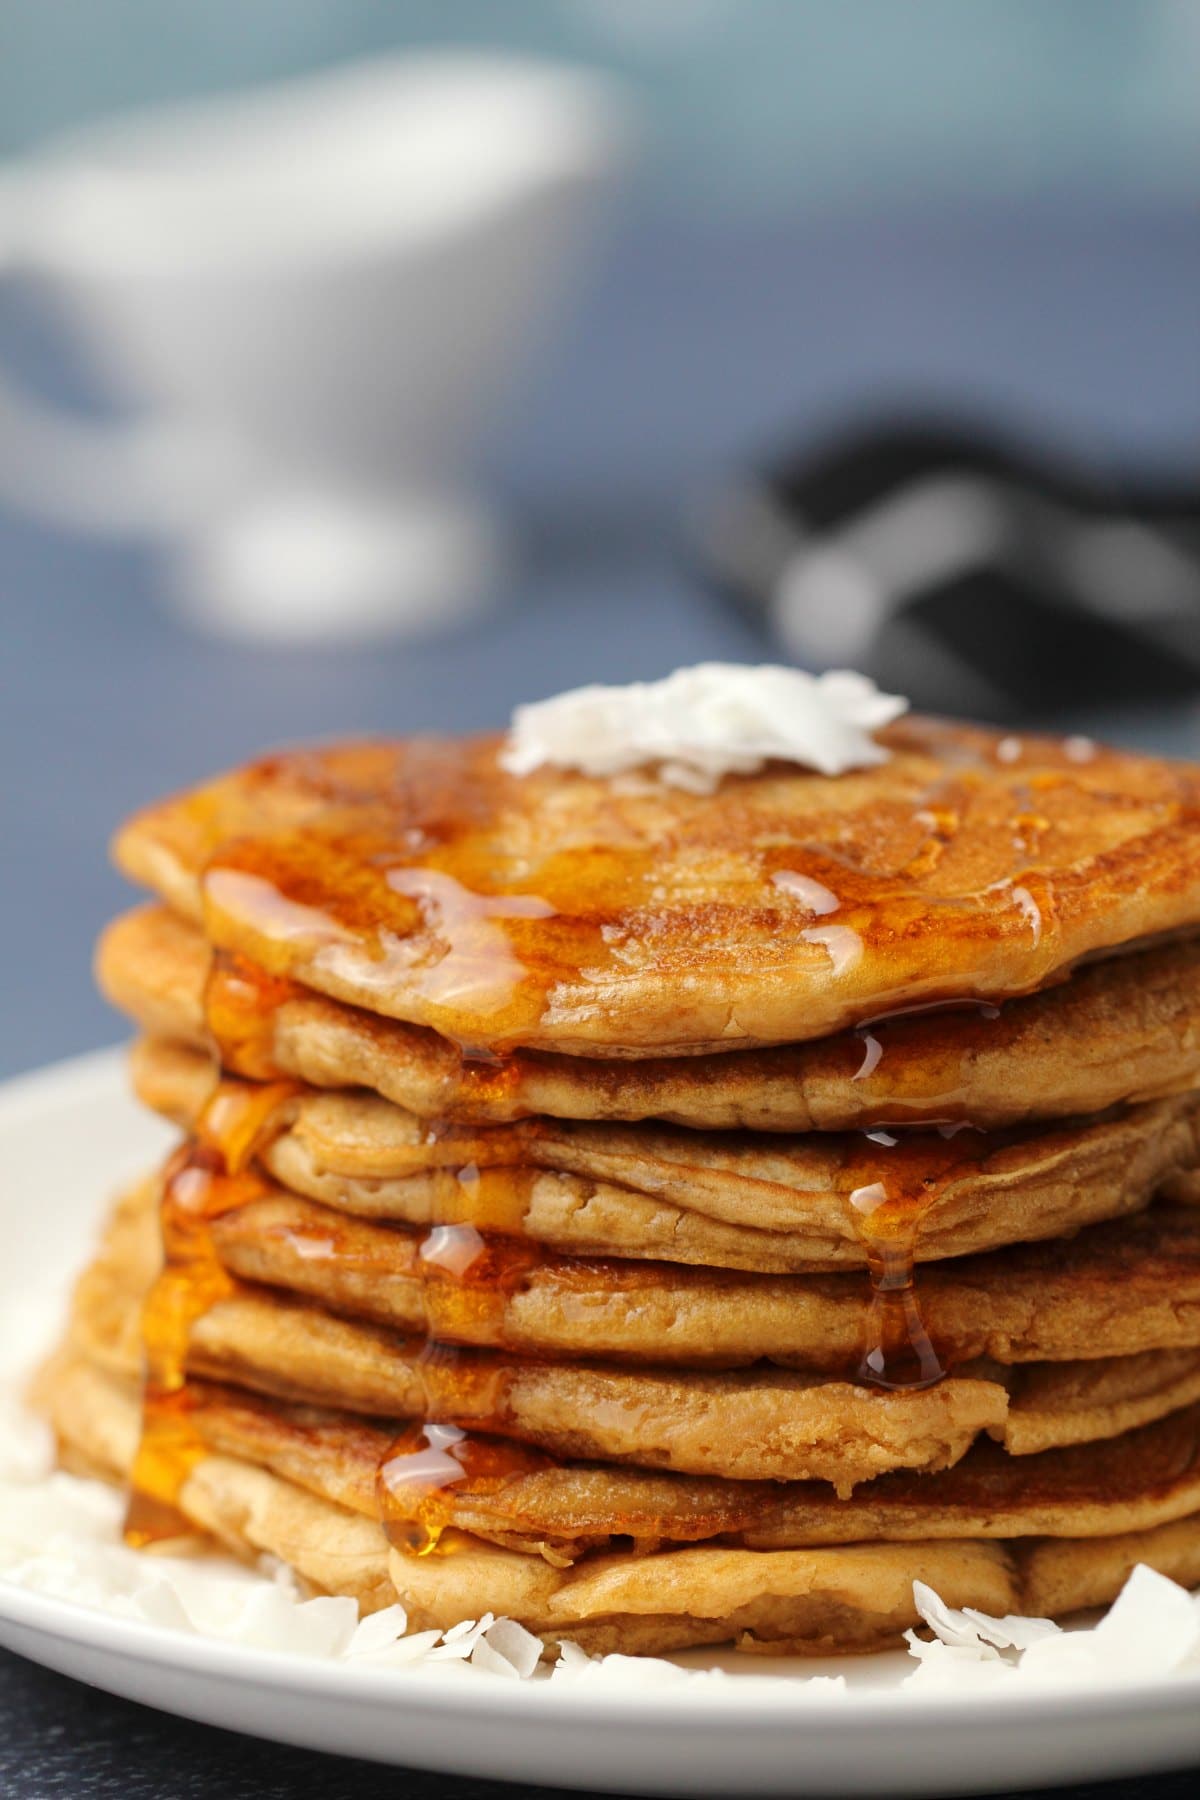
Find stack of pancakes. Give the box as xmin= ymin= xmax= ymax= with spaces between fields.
xmin=38 ymin=717 xmax=1200 ymax=1656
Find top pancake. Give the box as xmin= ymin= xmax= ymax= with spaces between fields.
xmin=112 ymin=718 xmax=1200 ymax=1056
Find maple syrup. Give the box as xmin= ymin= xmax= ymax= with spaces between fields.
xmin=132 ymin=719 xmax=1200 ymax=1065
xmin=842 ymin=997 xmax=1005 ymax=1126
xmin=204 ymin=947 xmax=299 ymax=1080
xmin=376 ymin=1420 xmax=554 ymax=1555
xmin=124 ymin=1075 xmax=295 ymax=1543
xmin=840 ymin=1126 xmax=991 ymax=1392
xmin=372 ymin=1074 xmax=561 ymax=1556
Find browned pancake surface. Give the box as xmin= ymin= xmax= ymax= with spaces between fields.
xmin=112 ymin=721 xmax=1200 ymax=1055
xmin=99 ymin=905 xmax=1200 ymax=1129
xmin=199 ymin=1183 xmax=1200 ymax=1370
xmin=131 ymin=1035 xmax=1200 ymax=1272
xmin=176 ymin=1380 xmax=1200 ymax=1562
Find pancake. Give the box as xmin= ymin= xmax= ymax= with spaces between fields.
xmin=65 ymin=1185 xmax=1200 ymax=1489
xmin=65 ymin=1196 xmax=1006 ymax=1488
xmin=1020 ymin=1515 xmax=1200 ymax=1619
xmin=111 ymin=721 xmax=1200 ymax=1057
xmin=80 ymin=1163 xmax=1200 ymax=1464
xmin=44 ymin=1347 xmax=1200 ymax=1657
xmin=173 ymin=1381 xmax=1200 ymax=1560
xmin=44 ymin=1351 xmax=1024 ymax=1656
xmin=42 ymin=1247 xmax=1200 ymax=1654
xmin=131 ymin=1036 xmax=1200 ymax=1272
xmin=51 ymin=701 xmax=1200 ymax=1656
xmin=22 ymin=1351 xmax=1020 ymax=1656
xmin=67 ymin=1342 xmax=1200 ymax=1564
xmin=389 ymin=1520 xmax=1200 ymax=1657
xmin=1005 ymin=1350 xmax=1200 ymax=1455
xmin=199 ymin=1182 xmax=1200 ymax=1370
xmin=99 ymin=905 xmax=1200 ymax=1131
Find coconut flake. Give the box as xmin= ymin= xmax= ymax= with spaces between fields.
xmin=799 ymin=924 xmax=864 ymax=977
xmin=427 ymin=1613 xmax=496 ymax=1660
xmin=473 ymin=1615 xmax=543 ymax=1679
xmin=366 ymin=1629 xmax=443 ymax=1666
xmin=913 ymin=1581 xmax=1002 ymax=1655
xmin=552 ymin=1639 xmax=597 ymax=1678
xmin=962 ymin=1606 xmax=1059 ymax=1652
xmin=909 ymin=1566 xmax=1200 ymax=1691
xmin=346 ymin=1602 xmax=409 ymax=1657
xmin=500 ymin=665 xmax=907 ymax=791
xmin=1015 ymin=1565 xmax=1200 ymax=1685
xmin=1091 ymin=1563 xmax=1200 ymax=1670
xmin=903 ymin=1635 xmax=1019 ymax=1693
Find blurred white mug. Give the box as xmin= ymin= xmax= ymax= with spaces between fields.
xmin=0 ymin=55 xmax=631 ymax=639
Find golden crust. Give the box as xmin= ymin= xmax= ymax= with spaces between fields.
xmin=110 ymin=721 xmax=1200 ymax=1055
xmin=37 ymin=1339 xmax=1200 ymax=1654
xmin=175 ymin=1378 xmax=1200 ymax=1561
xmin=100 ymin=904 xmax=1200 ymax=1131
xmin=199 ymin=1183 xmax=1200 ymax=1370
xmin=62 ymin=1186 xmax=1200 ymax=1502
xmin=65 ymin=1189 xmax=1006 ymax=1488
xmin=1004 ymin=1350 xmax=1200 ymax=1456
xmin=132 ymin=1035 xmax=1200 ymax=1272
xmin=390 ymin=1533 xmax=1019 ymax=1658
xmin=68 ymin=1178 xmax=1200 ymax=1445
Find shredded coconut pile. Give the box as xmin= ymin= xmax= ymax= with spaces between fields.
xmin=0 ymin=1388 xmax=540 ymax=1676
xmin=903 ymin=1571 xmax=1200 ymax=1691
xmin=500 ymin=664 xmax=908 ymax=792
xmin=3 ymin=1378 xmax=1200 ymax=1691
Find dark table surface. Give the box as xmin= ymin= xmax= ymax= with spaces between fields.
xmin=2 ymin=202 xmax=1199 ymax=1797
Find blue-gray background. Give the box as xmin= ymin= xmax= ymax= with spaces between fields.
xmin=3 ymin=0 xmax=1200 ymax=208
xmin=2 ymin=0 xmax=1199 ymax=1079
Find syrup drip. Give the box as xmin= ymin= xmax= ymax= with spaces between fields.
xmin=416 ymin=1218 xmax=546 ymax=1344
xmin=379 ymin=1106 xmax=555 ymax=1554
xmin=204 ymin=947 xmax=300 ymax=1080
xmin=124 ymin=1075 xmax=295 ymax=1544
xmin=844 ymin=995 xmax=1005 ymax=1125
xmin=380 ymin=1029 xmax=557 ymax=1557
xmin=131 ymin=914 xmax=552 ymax=1555
xmin=451 ymin=1044 xmax=526 ymax=1116
xmin=854 ymin=1236 xmax=946 ymax=1392
xmin=843 ymin=1129 xmax=983 ymax=1392
xmin=376 ymin=1421 xmax=553 ymax=1555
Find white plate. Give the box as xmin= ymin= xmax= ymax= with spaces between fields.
xmin=3 ymin=1048 xmax=1200 ymax=1797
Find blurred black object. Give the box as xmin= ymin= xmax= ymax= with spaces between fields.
xmin=694 ymin=421 xmax=1200 ymax=721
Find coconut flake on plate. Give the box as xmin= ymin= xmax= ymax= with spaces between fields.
xmin=499 ymin=664 xmax=907 ymax=791
xmin=471 ymin=1617 xmax=544 ymax=1679
xmin=346 ymin=1602 xmax=409 ymax=1657
xmin=907 ymin=1564 xmax=1200 ymax=1692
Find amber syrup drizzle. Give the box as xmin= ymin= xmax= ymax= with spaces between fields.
xmin=204 ymin=947 xmax=301 ymax=1080
xmin=844 ymin=1127 xmax=981 ymax=1392
xmin=855 ymin=1234 xmax=946 ymax=1391
xmin=377 ymin=1421 xmax=554 ymax=1556
xmin=125 ymin=1051 xmax=296 ymax=1544
xmin=377 ymin=1046 xmax=555 ymax=1556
